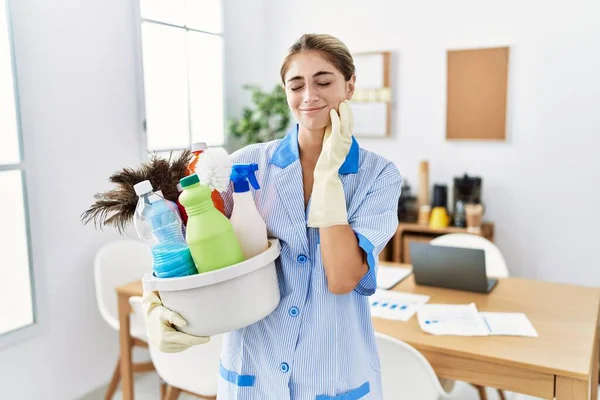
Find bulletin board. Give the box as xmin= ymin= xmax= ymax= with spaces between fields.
xmin=446 ymin=46 xmax=510 ymax=141
xmin=350 ymin=51 xmax=392 ymax=138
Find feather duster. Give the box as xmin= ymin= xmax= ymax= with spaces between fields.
xmin=80 ymin=150 xmax=193 ymax=233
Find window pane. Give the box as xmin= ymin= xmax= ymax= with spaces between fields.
xmin=0 ymin=170 xmax=33 ymax=335
xmin=140 ymin=0 xmax=185 ymax=26
xmin=188 ymin=32 xmax=224 ymax=146
xmin=186 ymin=0 xmax=221 ymax=33
xmin=0 ymin=2 xmax=20 ymax=165
xmin=141 ymin=22 xmax=189 ymax=151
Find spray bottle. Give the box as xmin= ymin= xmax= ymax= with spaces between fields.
xmin=187 ymin=142 xmax=226 ymax=215
xmin=230 ymin=163 xmax=268 ymax=259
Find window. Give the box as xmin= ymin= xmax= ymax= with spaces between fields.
xmin=0 ymin=0 xmax=36 ymax=337
xmin=136 ymin=0 xmax=225 ymax=151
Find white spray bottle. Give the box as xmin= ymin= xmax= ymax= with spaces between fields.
xmin=230 ymin=163 xmax=268 ymax=259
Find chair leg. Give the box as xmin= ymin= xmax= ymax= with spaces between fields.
xmin=165 ymin=386 xmax=182 ymax=400
xmin=496 ymin=388 xmax=507 ymax=400
xmin=160 ymin=380 xmax=167 ymax=400
xmin=104 ymin=357 xmax=121 ymax=400
xmin=474 ymin=385 xmax=488 ymax=400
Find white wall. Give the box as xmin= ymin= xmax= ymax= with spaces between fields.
xmin=234 ymin=0 xmax=600 ymax=286
xmin=0 ymin=0 xmax=142 ymax=398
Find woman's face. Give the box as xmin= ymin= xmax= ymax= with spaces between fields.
xmin=283 ymin=51 xmax=355 ymax=132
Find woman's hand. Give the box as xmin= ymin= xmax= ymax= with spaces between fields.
xmin=307 ymin=100 xmax=354 ymax=227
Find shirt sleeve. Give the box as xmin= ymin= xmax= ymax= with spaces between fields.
xmin=349 ymin=162 xmax=402 ymax=296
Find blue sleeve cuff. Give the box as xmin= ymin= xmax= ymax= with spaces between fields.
xmin=353 ymin=232 xmax=377 ymax=296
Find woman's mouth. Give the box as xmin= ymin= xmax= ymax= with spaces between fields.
xmin=300 ymin=105 xmax=326 ymax=115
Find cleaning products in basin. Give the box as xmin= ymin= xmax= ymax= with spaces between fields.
xmin=179 ymin=174 xmax=244 ymax=273
xmin=230 ymin=163 xmax=268 ymax=259
xmin=187 ymin=142 xmax=226 ymax=216
xmin=133 ymin=180 xmax=196 ymax=278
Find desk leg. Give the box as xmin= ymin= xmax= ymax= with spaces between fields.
xmin=118 ymin=293 xmax=134 ymax=400
xmin=555 ymin=376 xmax=588 ymax=399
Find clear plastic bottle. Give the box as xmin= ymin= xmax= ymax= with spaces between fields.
xmin=133 ymin=180 xmax=196 ymax=278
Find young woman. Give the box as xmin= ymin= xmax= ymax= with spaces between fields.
xmin=143 ymin=33 xmax=402 ymax=399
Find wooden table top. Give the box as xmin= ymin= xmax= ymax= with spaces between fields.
xmin=373 ymin=264 xmax=600 ymax=380
xmin=117 ymin=264 xmax=600 ymax=380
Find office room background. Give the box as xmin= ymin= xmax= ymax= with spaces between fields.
xmin=0 ymin=0 xmax=599 ymax=399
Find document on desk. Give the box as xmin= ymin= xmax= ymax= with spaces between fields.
xmin=480 ymin=312 xmax=539 ymax=337
xmin=376 ymin=265 xmax=412 ymax=289
xmin=417 ymin=304 xmax=539 ymax=337
xmin=369 ymin=289 xmax=430 ymax=321
xmin=417 ymin=303 xmax=490 ymax=336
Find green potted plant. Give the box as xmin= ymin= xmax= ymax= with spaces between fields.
xmin=228 ymin=84 xmax=291 ymax=146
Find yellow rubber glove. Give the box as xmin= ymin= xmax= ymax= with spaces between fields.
xmin=307 ymin=100 xmax=354 ymax=228
xmin=142 ymin=291 xmax=210 ymax=353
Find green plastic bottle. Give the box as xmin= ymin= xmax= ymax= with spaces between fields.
xmin=179 ymin=174 xmax=244 ymax=273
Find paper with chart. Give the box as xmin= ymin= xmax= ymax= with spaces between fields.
xmin=417 ymin=303 xmax=490 ymax=336
xmin=376 ymin=265 xmax=412 ymax=289
xmin=369 ymin=289 xmax=430 ymax=321
xmin=480 ymin=312 xmax=538 ymax=337
xmin=417 ymin=303 xmax=539 ymax=337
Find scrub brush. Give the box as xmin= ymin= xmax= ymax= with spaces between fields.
xmin=194 ymin=147 xmax=233 ymax=193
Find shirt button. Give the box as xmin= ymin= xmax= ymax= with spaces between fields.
xmin=297 ymin=254 xmax=307 ymax=263
xmin=280 ymin=362 xmax=290 ymax=373
xmin=289 ymin=306 xmax=299 ymax=317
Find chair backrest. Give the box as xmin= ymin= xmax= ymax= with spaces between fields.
xmin=375 ymin=332 xmax=449 ymax=400
xmin=129 ymin=296 xmax=222 ymax=397
xmin=430 ymin=233 xmax=509 ymax=278
xmin=94 ymin=240 xmax=153 ymax=330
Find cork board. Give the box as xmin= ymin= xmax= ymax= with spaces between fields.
xmin=446 ymin=46 xmax=509 ymax=140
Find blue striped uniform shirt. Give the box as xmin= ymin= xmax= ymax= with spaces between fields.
xmin=217 ymin=124 xmax=402 ymax=400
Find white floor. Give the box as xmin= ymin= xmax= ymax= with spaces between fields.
xmin=82 ymin=371 xmax=600 ymax=399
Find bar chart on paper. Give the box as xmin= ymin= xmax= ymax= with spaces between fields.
xmin=369 ymin=290 xmax=430 ymax=321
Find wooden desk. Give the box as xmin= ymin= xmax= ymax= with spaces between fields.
xmin=373 ymin=268 xmax=600 ymax=399
xmin=117 ymin=272 xmax=600 ymax=400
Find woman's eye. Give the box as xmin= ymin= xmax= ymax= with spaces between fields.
xmin=317 ymin=82 xmax=331 ymax=87
xmin=291 ymin=86 xmax=304 ymax=91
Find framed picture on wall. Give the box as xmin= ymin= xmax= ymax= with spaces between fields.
xmin=351 ymin=51 xmax=392 ymax=138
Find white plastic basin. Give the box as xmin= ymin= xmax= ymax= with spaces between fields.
xmin=143 ymin=239 xmax=281 ymax=337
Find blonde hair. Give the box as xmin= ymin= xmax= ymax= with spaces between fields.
xmin=280 ymin=34 xmax=355 ymax=84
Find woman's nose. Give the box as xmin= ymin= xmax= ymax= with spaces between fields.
xmin=303 ymin=86 xmax=320 ymax=103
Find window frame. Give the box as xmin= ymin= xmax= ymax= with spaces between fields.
xmin=0 ymin=0 xmax=40 ymax=349
xmin=132 ymin=0 xmax=227 ymax=157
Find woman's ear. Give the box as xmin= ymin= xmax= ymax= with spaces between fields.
xmin=345 ymin=75 xmax=356 ymax=100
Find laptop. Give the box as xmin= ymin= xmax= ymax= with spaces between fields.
xmin=409 ymin=242 xmax=498 ymax=293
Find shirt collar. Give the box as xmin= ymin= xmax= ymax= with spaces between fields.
xmin=269 ymin=124 xmax=360 ymax=174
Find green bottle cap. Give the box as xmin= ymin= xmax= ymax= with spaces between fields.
xmin=180 ymin=174 xmax=200 ymax=188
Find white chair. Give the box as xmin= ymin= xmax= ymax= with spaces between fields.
xmin=94 ymin=239 xmax=154 ymax=399
xmin=129 ymin=296 xmax=222 ymax=400
xmin=375 ymin=332 xmax=452 ymax=399
xmin=430 ymin=233 xmax=509 ymax=278
xmin=430 ymin=233 xmax=509 ymax=400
